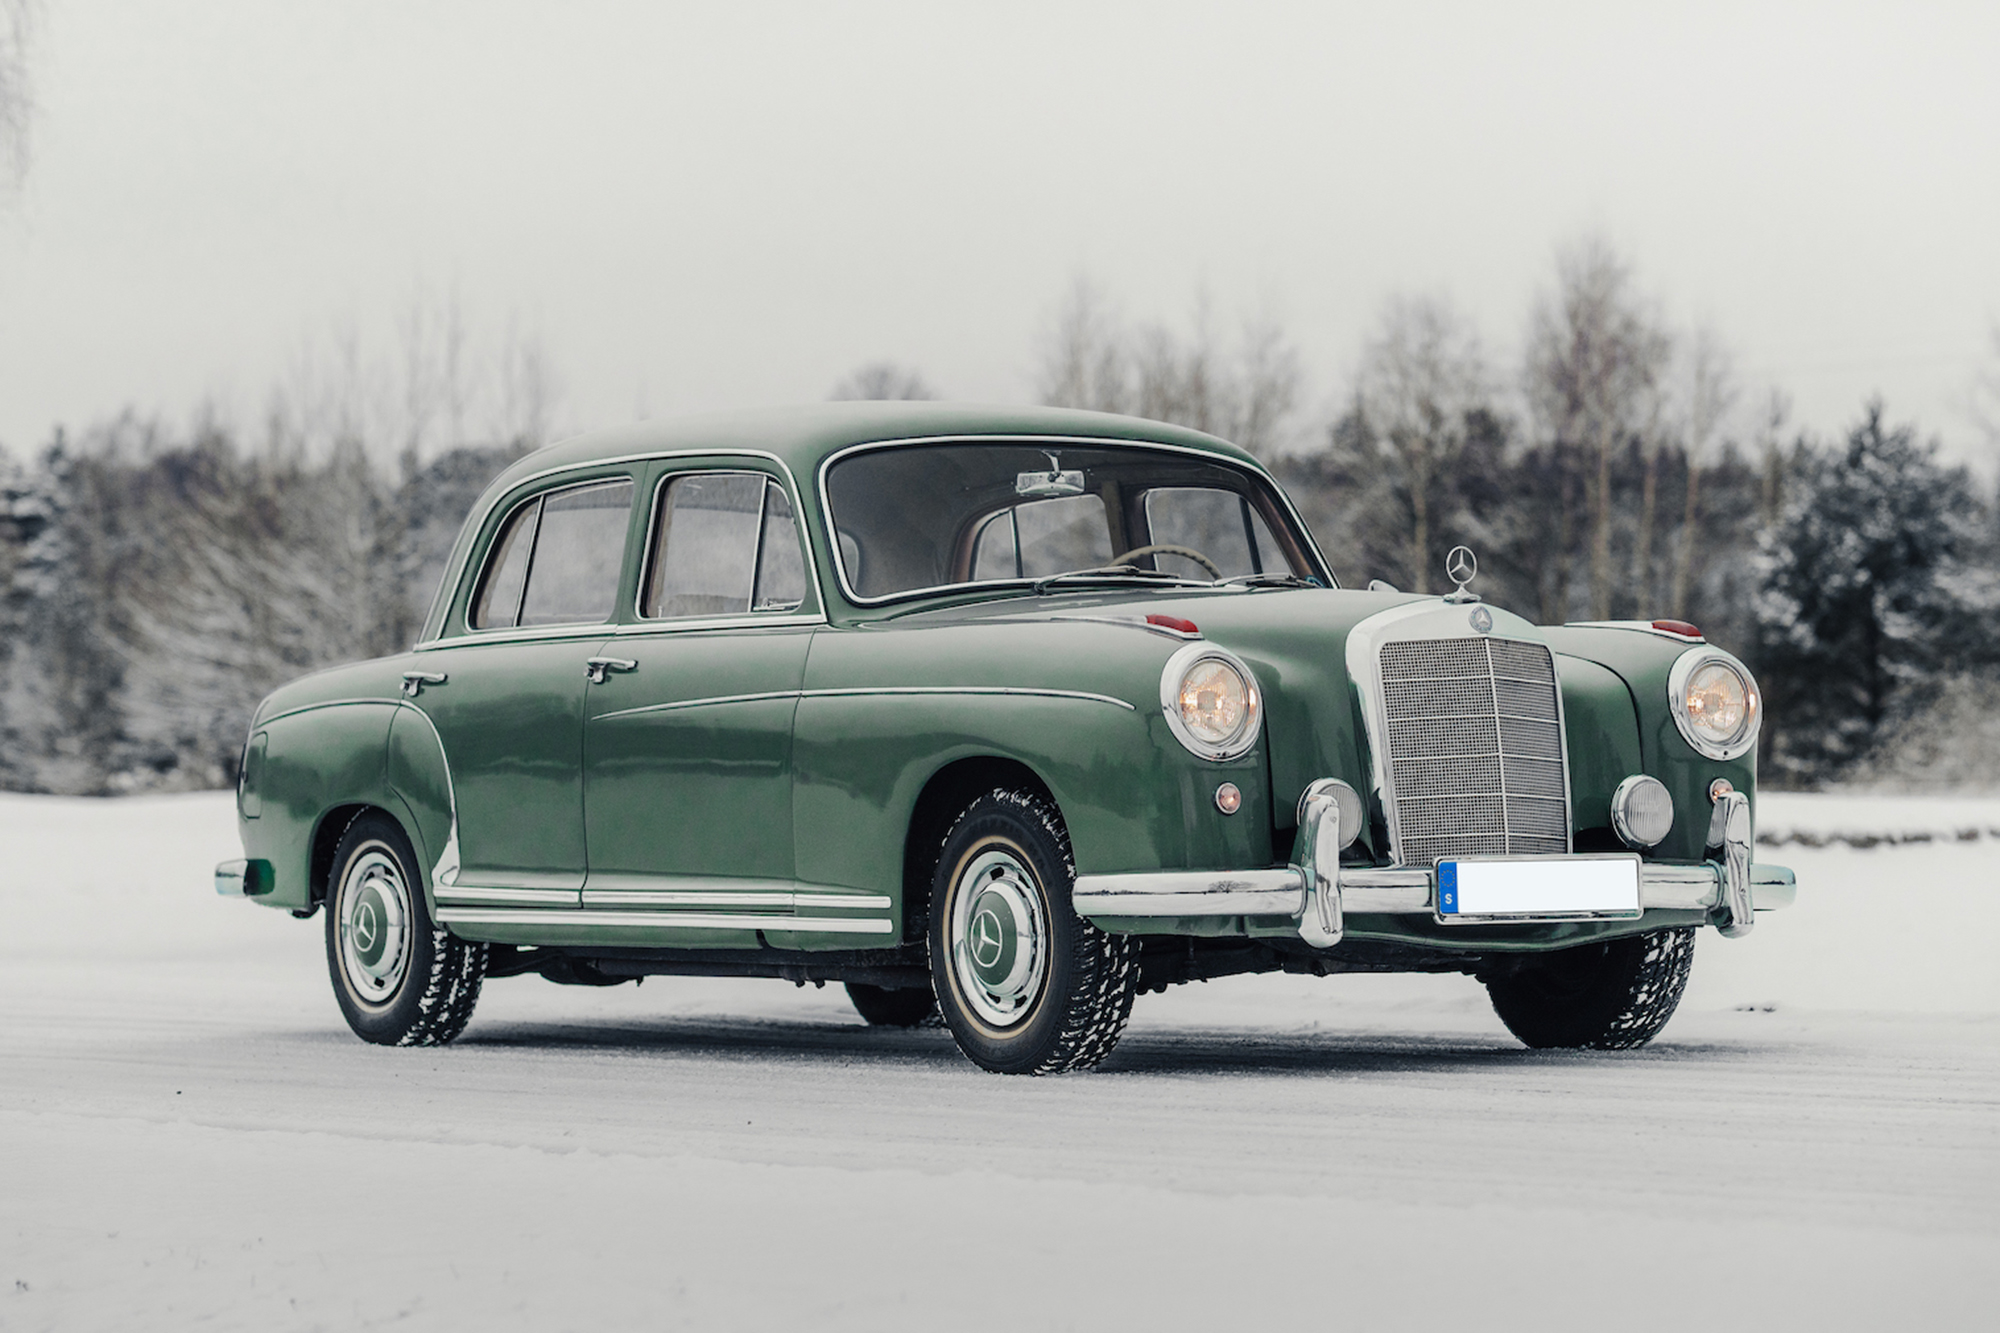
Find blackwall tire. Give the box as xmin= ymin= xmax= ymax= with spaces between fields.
xmin=845 ymin=982 xmax=939 ymax=1028
xmin=927 ymin=788 xmax=1139 ymax=1075
xmin=324 ymin=811 xmax=486 ymax=1046
xmin=1484 ymin=927 xmax=1696 ymax=1050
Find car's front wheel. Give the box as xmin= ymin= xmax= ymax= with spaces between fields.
xmin=1482 ymin=927 xmax=1695 ymax=1050
xmin=324 ymin=811 xmax=487 ymax=1046
xmin=927 ymin=788 xmax=1139 ymax=1074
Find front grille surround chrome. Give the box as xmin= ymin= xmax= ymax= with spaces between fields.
xmin=1344 ymin=601 xmax=1575 ymax=869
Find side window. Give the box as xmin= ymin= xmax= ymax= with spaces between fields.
xmin=470 ymin=478 xmax=635 ymax=630
xmin=471 ymin=497 xmax=541 ymax=628
xmin=970 ymin=510 xmax=1020 ymax=580
xmin=644 ymin=472 xmax=809 ymax=619
xmin=1143 ymin=487 xmax=1278 ymax=580
xmin=968 ymin=495 xmax=1111 ymax=581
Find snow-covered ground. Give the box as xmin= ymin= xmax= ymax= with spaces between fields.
xmin=1758 ymin=789 xmax=2000 ymax=847
xmin=3 ymin=792 xmax=1995 ymax=1330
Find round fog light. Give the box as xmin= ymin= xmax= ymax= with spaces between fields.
xmin=1611 ymin=775 xmax=1675 ymax=849
xmin=1214 ymin=783 xmax=1242 ymax=815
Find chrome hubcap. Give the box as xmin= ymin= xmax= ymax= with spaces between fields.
xmin=338 ymin=846 xmax=412 ymax=1004
xmin=950 ymin=846 xmax=1046 ymax=1028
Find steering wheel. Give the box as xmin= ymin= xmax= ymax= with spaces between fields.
xmin=1110 ymin=544 xmax=1223 ymax=580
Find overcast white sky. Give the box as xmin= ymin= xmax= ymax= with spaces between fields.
xmin=2 ymin=0 xmax=1997 ymax=462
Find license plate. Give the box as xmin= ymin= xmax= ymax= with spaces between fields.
xmin=1436 ymin=855 xmax=1642 ymax=922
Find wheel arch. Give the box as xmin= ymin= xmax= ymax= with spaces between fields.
xmin=309 ymin=803 xmax=394 ymax=910
xmin=901 ymin=756 xmax=1060 ymax=944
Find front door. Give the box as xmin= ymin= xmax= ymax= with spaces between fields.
xmin=414 ymin=474 xmax=637 ymax=904
xmin=581 ymin=470 xmax=818 ymax=933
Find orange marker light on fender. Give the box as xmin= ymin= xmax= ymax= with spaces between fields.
xmin=1214 ymin=783 xmax=1242 ymax=815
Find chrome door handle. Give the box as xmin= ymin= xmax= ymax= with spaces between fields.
xmin=400 ymin=671 xmax=448 ymax=698
xmin=585 ymin=657 xmax=638 ymax=684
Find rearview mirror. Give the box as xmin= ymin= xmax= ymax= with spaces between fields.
xmin=1016 ymin=468 xmax=1086 ymax=498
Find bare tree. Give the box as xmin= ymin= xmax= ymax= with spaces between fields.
xmin=1353 ymin=295 xmax=1488 ymax=592
xmin=1037 ymin=276 xmax=1129 ymax=413
xmin=1036 ymin=278 xmax=1301 ymax=455
xmin=1668 ymin=327 xmax=1739 ymax=619
xmin=829 ymin=361 xmax=935 ymax=401
xmin=1973 ymin=321 xmax=2000 ymax=456
xmin=0 ymin=0 xmax=35 ymax=186
xmin=1524 ymin=237 xmax=1672 ymax=619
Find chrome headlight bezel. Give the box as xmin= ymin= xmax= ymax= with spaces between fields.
xmin=1667 ymin=648 xmax=1761 ymax=761
xmin=1159 ymin=642 xmax=1263 ymax=762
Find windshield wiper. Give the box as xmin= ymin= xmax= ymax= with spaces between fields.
xmin=1217 ymin=572 xmax=1322 ymax=589
xmin=1030 ymin=565 xmax=1205 ymax=595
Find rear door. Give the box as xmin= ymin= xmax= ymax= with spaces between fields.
xmin=580 ymin=468 xmax=821 ymax=941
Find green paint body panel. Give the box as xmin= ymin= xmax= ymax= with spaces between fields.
xmin=411 ymin=636 xmax=606 ymax=889
xmin=225 ymin=403 xmax=1782 ymax=968
xmin=584 ymin=625 xmax=811 ymax=885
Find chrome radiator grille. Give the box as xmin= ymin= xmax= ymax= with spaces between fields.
xmin=1377 ymin=636 xmax=1570 ymax=866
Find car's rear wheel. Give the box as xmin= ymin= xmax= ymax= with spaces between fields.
xmin=1482 ymin=927 xmax=1695 ymax=1050
xmin=927 ymin=788 xmax=1139 ymax=1074
xmin=324 ymin=811 xmax=486 ymax=1046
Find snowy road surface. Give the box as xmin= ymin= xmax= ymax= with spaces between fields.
xmin=3 ymin=793 xmax=1996 ymax=1330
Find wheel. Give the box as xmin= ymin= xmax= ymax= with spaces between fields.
xmin=845 ymin=982 xmax=939 ymax=1028
xmin=324 ymin=811 xmax=487 ymax=1046
xmin=1110 ymin=543 xmax=1222 ymax=579
xmin=1483 ymin=927 xmax=1695 ymax=1050
xmin=927 ymin=788 xmax=1140 ymax=1074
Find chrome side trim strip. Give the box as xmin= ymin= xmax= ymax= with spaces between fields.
xmin=583 ymin=889 xmax=795 ymax=909
xmin=436 ymin=908 xmax=894 ymax=934
xmin=435 ymin=885 xmax=580 ymax=906
xmin=599 ymin=685 xmax=1135 ymax=723
xmin=594 ymin=691 xmax=802 ymax=722
xmin=804 ymin=685 xmax=1136 ymax=711
xmin=254 ymin=697 xmax=399 ymax=728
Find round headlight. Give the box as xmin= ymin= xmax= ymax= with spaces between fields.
xmin=1160 ymin=644 xmax=1262 ymax=760
xmin=1668 ymin=650 xmax=1760 ymax=760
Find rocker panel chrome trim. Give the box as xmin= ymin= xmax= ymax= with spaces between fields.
xmin=435 ymin=908 xmax=895 ymax=934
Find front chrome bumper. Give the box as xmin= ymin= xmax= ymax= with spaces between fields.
xmin=1073 ymin=784 xmax=1792 ymax=943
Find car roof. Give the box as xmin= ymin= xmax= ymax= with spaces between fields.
xmin=485 ymin=401 xmax=1266 ymax=495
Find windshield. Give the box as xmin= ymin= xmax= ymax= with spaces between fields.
xmin=823 ymin=441 xmax=1324 ymax=602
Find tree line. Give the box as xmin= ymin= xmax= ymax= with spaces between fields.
xmin=4 ymin=240 xmax=1997 ymax=794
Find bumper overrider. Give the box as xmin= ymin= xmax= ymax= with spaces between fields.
xmin=1072 ymin=784 xmax=1792 ymax=945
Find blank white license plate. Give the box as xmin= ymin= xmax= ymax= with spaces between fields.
xmin=1436 ymin=856 xmax=1641 ymax=921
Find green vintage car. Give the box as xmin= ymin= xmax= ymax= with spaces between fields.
xmin=216 ymin=403 xmax=1793 ymax=1073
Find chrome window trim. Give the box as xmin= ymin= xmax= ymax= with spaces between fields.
xmin=423 ymin=448 xmax=822 ymax=644
xmin=416 ymin=623 xmax=614 ymax=652
xmin=634 ymin=467 xmax=820 ymax=624
xmin=1157 ymin=641 xmax=1263 ymax=761
xmin=462 ymin=475 xmax=637 ymax=637
xmin=1666 ymin=646 xmax=1761 ymax=761
xmin=814 ymin=434 xmax=1337 ymax=609
xmin=1343 ymin=599 xmax=1576 ymax=868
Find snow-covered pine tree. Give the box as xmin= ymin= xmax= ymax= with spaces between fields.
xmin=1753 ymin=401 xmax=1999 ymax=785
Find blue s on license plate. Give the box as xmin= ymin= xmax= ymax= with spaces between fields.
xmin=1436 ymin=855 xmax=1642 ymax=923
